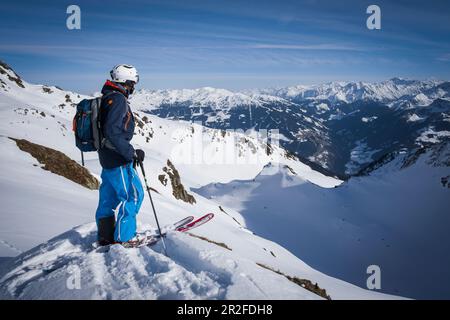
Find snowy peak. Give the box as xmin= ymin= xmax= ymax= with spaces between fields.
xmin=130 ymin=86 xmax=296 ymax=112
xmin=258 ymin=162 xmax=300 ymax=178
xmin=0 ymin=60 xmax=25 ymax=89
xmin=132 ymin=87 xmax=258 ymax=111
xmin=129 ymin=77 xmax=450 ymax=113
xmin=257 ymin=78 xmax=447 ymax=105
xmin=0 ymin=60 xmax=87 ymax=115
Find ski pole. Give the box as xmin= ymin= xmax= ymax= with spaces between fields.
xmin=138 ymin=160 xmax=168 ymax=256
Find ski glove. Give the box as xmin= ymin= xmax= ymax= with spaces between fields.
xmin=134 ymin=149 xmax=145 ymax=164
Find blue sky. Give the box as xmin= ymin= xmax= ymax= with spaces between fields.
xmin=1 ymin=0 xmax=449 ymax=93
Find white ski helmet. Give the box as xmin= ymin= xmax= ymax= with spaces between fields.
xmin=110 ymin=64 xmax=139 ymax=84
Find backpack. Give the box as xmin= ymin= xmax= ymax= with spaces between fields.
xmin=73 ymin=96 xmax=104 ymax=153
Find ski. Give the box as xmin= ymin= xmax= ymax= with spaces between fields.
xmin=120 ymin=214 xmax=214 ymax=248
xmin=143 ymin=213 xmax=215 ymax=247
xmin=92 ymin=214 xmax=213 ymax=250
xmin=140 ymin=215 xmax=195 ymax=238
xmin=163 ymin=215 xmax=195 ymax=233
xmin=176 ymin=213 xmax=214 ymax=232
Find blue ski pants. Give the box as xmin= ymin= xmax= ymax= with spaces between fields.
xmin=96 ymin=163 xmax=144 ymax=242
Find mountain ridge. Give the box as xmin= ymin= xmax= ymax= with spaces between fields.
xmin=130 ymin=77 xmax=450 ymax=176
xmin=2 ymin=59 xmax=449 ymax=177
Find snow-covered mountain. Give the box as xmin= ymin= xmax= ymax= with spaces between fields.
xmin=131 ymin=78 xmax=449 ymax=111
xmin=131 ymin=78 xmax=450 ymax=176
xmin=1 ymin=60 xmax=401 ymax=300
xmin=252 ymin=78 xmax=449 ymax=106
xmin=195 ymin=142 xmax=450 ymax=299
xmin=131 ymin=88 xmax=336 ymax=177
xmin=131 ymin=87 xmax=287 ymax=111
xmin=1 ymin=59 xmax=447 ymax=299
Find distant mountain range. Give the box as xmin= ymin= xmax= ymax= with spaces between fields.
xmin=131 ymin=78 xmax=450 ymax=177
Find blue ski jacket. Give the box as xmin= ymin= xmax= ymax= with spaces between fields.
xmin=98 ymin=80 xmax=135 ymax=169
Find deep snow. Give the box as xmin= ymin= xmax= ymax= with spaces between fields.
xmin=0 ymin=224 xmax=327 ymax=300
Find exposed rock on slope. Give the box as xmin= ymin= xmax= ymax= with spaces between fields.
xmin=11 ymin=138 xmax=99 ymax=190
xmin=159 ymin=159 xmax=196 ymax=204
xmin=257 ymin=263 xmax=331 ymax=300
xmin=0 ymin=60 xmax=25 ymax=88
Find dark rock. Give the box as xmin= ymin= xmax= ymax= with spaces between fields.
xmin=160 ymin=159 xmax=196 ymax=204
xmin=42 ymin=86 xmax=53 ymax=94
xmin=256 ymin=263 xmax=331 ymax=300
xmin=0 ymin=60 xmax=25 ymax=88
xmin=10 ymin=138 xmax=99 ymax=190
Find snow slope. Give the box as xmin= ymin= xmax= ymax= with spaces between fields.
xmin=0 ymin=61 xmax=396 ymax=299
xmin=0 ymin=137 xmax=98 ymax=256
xmin=0 ymin=147 xmax=393 ymax=300
xmin=195 ymin=144 xmax=450 ymax=299
xmin=0 ymin=224 xmax=318 ymax=300
xmin=0 ymin=223 xmax=391 ymax=300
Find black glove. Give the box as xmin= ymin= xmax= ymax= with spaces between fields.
xmin=134 ymin=149 xmax=145 ymax=164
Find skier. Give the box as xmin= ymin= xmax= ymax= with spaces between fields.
xmin=95 ymin=64 xmax=146 ymax=246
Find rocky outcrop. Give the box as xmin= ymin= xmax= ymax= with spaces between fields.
xmin=42 ymin=86 xmax=53 ymax=94
xmin=133 ymin=113 xmax=153 ymax=142
xmin=159 ymin=159 xmax=196 ymax=204
xmin=0 ymin=60 xmax=25 ymax=88
xmin=11 ymin=138 xmax=99 ymax=190
xmin=256 ymin=263 xmax=331 ymax=300
xmin=187 ymin=233 xmax=231 ymax=251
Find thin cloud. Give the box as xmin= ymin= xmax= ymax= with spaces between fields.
xmin=248 ymin=43 xmax=368 ymax=51
xmin=437 ymin=54 xmax=450 ymax=62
